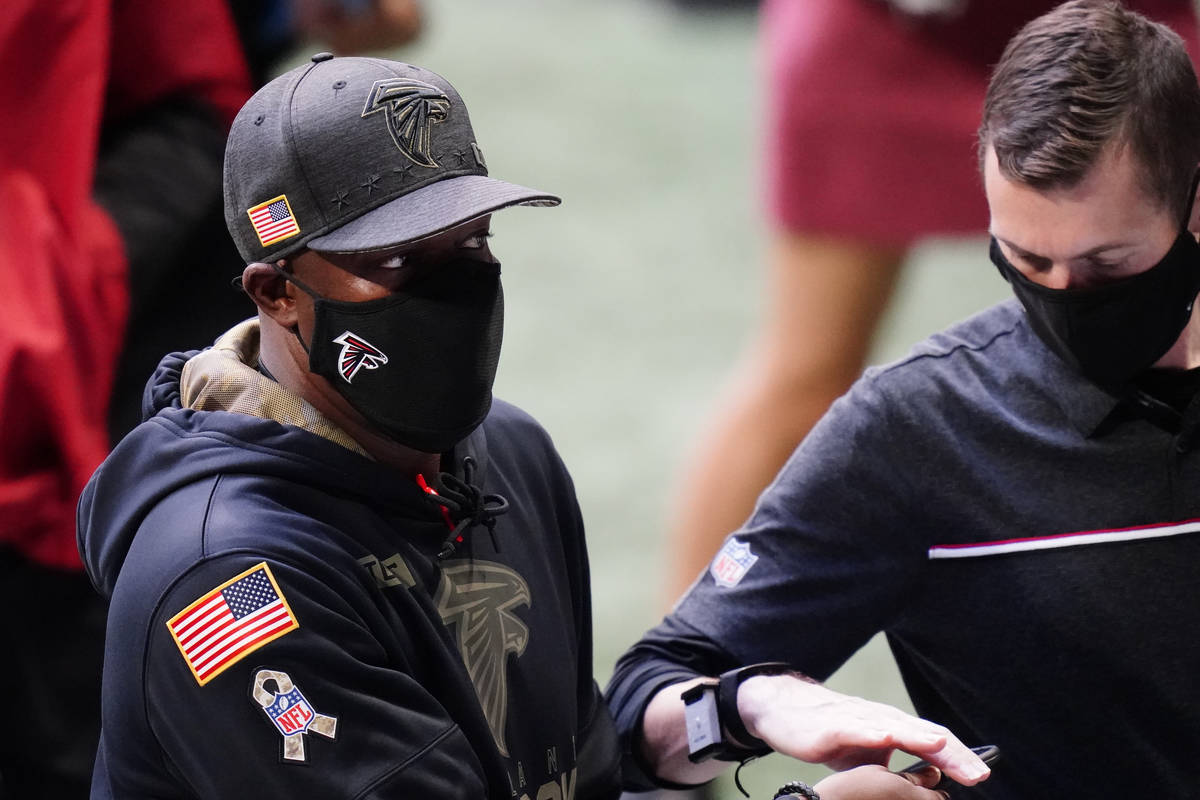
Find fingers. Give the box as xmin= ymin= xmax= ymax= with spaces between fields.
xmin=901 ymin=764 xmax=943 ymax=789
xmin=815 ymin=765 xmax=951 ymax=800
xmin=800 ymin=698 xmax=988 ymax=785
xmin=899 ymin=767 xmax=951 ymax=800
xmin=813 ymin=703 xmax=950 ymax=763
xmin=837 ymin=718 xmax=947 ymax=754
xmin=912 ymin=735 xmax=991 ymax=786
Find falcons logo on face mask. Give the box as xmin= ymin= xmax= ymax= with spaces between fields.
xmin=361 ymin=78 xmax=451 ymax=168
xmin=332 ymin=331 xmax=388 ymax=383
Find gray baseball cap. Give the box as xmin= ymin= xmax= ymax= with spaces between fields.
xmin=223 ymin=53 xmax=560 ymax=263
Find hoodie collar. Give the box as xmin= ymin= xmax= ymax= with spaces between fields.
xmin=179 ymin=319 xmax=369 ymax=457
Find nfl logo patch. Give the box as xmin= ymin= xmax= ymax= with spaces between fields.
xmin=265 ymin=687 xmax=317 ymax=737
xmin=710 ymin=538 xmax=758 ymax=588
xmin=251 ymin=669 xmax=338 ymax=763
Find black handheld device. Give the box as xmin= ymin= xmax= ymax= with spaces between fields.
xmin=898 ymin=744 xmax=1000 ymax=790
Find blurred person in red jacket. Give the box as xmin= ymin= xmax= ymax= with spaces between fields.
xmin=0 ymin=0 xmax=250 ymax=794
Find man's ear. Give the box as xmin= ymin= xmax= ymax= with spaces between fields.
xmin=241 ymin=262 xmax=297 ymax=327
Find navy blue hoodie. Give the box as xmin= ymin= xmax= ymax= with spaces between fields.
xmin=78 ymin=321 xmax=620 ymax=799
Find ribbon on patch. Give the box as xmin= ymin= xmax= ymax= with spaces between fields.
xmin=252 ymin=669 xmax=338 ymax=762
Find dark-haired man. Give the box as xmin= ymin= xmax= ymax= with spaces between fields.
xmin=608 ymin=2 xmax=1200 ymax=797
xmin=77 ymin=54 xmax=620 ymax=800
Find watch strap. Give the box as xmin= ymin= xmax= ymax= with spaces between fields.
xmin=716 ymin=662 xmax=792 ymax=756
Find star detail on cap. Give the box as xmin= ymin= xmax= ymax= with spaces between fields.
xmin=331 ymin=190 xmax=351 ymax=211
xmin=450 ymin=149 xmax=473 ymax=169
xmin=361 ymin=174 xmax=382 ymax=196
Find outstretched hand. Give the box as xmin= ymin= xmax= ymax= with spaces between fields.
xmin=737 ymin=674 xmax=990 ymax=786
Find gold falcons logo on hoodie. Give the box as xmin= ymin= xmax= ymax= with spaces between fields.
xmin=434 ymin=561 xmax=531 ymax=756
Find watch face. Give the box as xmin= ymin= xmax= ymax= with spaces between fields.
xmin=682 ymin=683 xmax=722 ymax=762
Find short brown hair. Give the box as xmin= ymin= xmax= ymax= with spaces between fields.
xmin=980 ymin=0 xmax=1200 ymax=219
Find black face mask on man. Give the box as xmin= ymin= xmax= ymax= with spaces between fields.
xmin=989 ymin=222 xmax=1200 ymax=388
xmin=274 ymin=258 xmax=503 ymax=453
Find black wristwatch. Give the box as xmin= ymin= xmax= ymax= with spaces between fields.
xmin=682 ymin=662 xmax=793 ymax=762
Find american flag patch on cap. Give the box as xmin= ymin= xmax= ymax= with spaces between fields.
xmin=167 ymin=563 xmax=300 ymax=686
xmin=247 ymin=194 xmax=301 ymax=247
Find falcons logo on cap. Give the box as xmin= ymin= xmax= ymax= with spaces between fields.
xmin=332 ymin=331 xmax=388 ymax=383
xmin=361 ymin=78 xmax=451 ymax=168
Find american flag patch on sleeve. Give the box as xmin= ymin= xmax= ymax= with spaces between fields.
xmin=247 ymin=194 xmax=301 ymax=247
xmin=167 ymin=563 xmax=300 ymax=686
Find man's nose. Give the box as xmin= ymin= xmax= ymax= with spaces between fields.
xmin=1038 ymin=265 xmax=1075 ymax=290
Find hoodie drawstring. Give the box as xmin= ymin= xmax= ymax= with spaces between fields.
xmin=418 ymin=456 xmax=509 ymax=559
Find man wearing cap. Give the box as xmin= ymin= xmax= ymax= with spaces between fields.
xmin=77 ymin=54 xmax=615 ymax=799
xmin=77 ymin=52 xmax=978 ymax=800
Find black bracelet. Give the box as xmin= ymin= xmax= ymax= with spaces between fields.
xmin=774 ymin=780 xmax=821 ymax=800
xmin=716 ymin=662 xmax=793 ymax=755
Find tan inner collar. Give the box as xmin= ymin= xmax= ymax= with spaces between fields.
xmin=179 ymin=318 xmax=369 ymax=457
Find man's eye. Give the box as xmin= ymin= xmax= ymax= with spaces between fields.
xmin=461 ymin=232 xmax=493 ymax=250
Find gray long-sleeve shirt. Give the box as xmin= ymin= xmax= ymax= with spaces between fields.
xmin=608 ymin=298 xmax=1200 ymax=798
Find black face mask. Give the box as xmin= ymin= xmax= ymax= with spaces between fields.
xmin=990 ymin=231 xmax=1200 ymax=386
xmin=277 ymin=258 xmax=503 ymax=453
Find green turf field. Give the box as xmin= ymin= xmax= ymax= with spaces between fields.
xmin=291 ymin=0 xmax=1012 ymax=792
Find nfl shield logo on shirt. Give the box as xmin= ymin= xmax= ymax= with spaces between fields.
xmin=710 ymin=538 xmax=758 ymax=588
